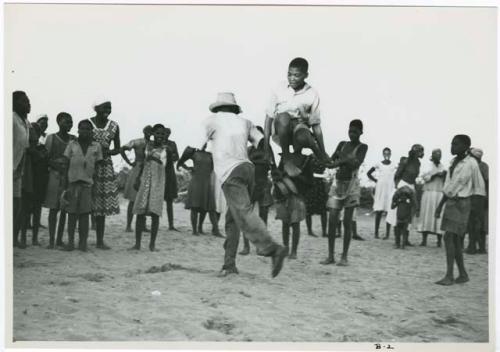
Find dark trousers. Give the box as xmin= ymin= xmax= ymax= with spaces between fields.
xmin=221 ymin=163 xmax=278 ymax=270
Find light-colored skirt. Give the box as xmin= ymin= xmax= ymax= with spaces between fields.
xmin=123 ymin=163 xmax=143 ymax=201
xmin=416 ymin=190 xmax=443 ymax=234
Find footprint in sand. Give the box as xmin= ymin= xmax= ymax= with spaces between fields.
xmin=203 ymin=317 xmax=236 ymax=335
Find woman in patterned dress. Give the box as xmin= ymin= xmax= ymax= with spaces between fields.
xmin=130 ymin=124 xmax=166 ymax=251
xmin=87 ymin=100 xmax=121 ymax=250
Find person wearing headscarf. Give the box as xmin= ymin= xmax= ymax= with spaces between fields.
xmin=386 ymin=143 xmax=424 ymax=247
xmin=416 ymin=149 xmax=446 ymax=247
xmin=86 ymin=99 xmax=121 ymax=249
xmin=36 ymin=114 xmax=49 ymax=144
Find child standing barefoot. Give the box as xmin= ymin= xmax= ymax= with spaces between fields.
xmin=273 ymin=152 xmax=312 ymax=259
xmin=131 ymin=124 xmax=167 ymax=251
xmin=62 ymin=120 xmax=103 ymax=251
xmin=44 ymin=113 xmax=75 ymax=248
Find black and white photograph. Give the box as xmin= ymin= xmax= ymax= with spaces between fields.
xmin=3 ymin=1 xmax=497 ymax=351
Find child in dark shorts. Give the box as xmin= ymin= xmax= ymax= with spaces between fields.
xmin=391 ymin=185 xmax=417 ymax=249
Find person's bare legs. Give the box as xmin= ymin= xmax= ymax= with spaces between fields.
xmin=55 ymin=211 xmax=67 ymax=247
xmin=130 ymin=214 xmax=145 ymax=250
xmin=13 ymin=197 xmax=22 ymax=247
xmin=320 ymin=211 xmax=327 ymax=237
xmin=198 ymin=211 xmax=207 ymax=234
xmin=65 ymin=214 xmax=77 ymax=251
xmin=321 ymin=209 xmax=339 ymax=264
xmin=306 ymin=214 xmax=317 ymax=237
xmin=338 ymin=206 xmax=354 ymax=266
xmin=209 ymin=211 xmax=223 ymax=237
xmin=190 ymin=210 xmax=198 ymax=235
xmin=435 ymin=232 xmax=455 ymax=285
xmin=454 ymin=234 xmax=469 ymax=283
xmin=420 ymin=231 xmax=429 ymax=246
xmin=282 ymin=222 xmax=290 ymax=253
xmin=126 ymin=201 xmax=134 ymax=232
xmin=383 ymin=222 xmax=391 ymax=240
xmin=166 ymin=200 xmax=177 ymax=231
xmin=78 ymin=214 xmax=89 ymax=251
xmin=149 ymin=215 xmax=160 ymax=251
xmin=374 ymin=211 xmax=382 ymax=238
xmin=289 ymin=222 xmax=300 ymax=259
xmin=32 ymin=202 xmax=42 ymax=245
xmin=95 ymin=215 xmax=110 ymax=249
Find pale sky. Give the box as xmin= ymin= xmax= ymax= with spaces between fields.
xmin=5 ymin=4 xmax=497 ymax=184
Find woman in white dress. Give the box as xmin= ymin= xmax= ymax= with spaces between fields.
xmin=367 ymin=148 xmax=396 ymax=239
xmin=416 ymin=149 xmax=446 ymax=247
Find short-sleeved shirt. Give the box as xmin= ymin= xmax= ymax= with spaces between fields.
xmin=64 ymin=140 xmax=103 ymax=184
xmin=198 ymin=112 xmax=262 ymax=184
xmin=443 ymin=155 xmax=485 ymax=198
xmin=266 ymin=82 xmax=321 ymax=126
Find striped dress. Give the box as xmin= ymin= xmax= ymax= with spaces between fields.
xmin=88 ymin=118 xmax=120 ymax=216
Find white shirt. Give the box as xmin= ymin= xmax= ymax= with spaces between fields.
xmin=443 ymin=155 xmax=486 ymax=198
xmin=266 ymin=82 xmax=321 ymax=126
xmin=198 ymin=112 xmax=263 ymax=184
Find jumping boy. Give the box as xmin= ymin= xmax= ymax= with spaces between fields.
xmin=435 ymin=135 xmax=485 ymax=285
xmin=322 ymin=119 xmax=368 ymax=266
xmin=264 ymin=57 xmax=332 ymax=177
xmin=62 ymin=120 xmax=103 ymax=251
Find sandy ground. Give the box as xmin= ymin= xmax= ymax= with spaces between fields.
xmin=13 ymin=198 xmax=489 ymax=342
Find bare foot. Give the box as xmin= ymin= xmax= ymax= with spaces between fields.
xmin=289 ymin=252 xmax=297 ymax=260
xmin=125 ymin=227 xmax=133 ymax=233
xmin=169 ymin=227 xmax=180 ymax=232
xmin=435 ymin=276 xmax=454 ymax=286
xmin=455 ymin=275 xmax=469 ymax=284
xmin=320 ymin=257 xmax=335 ymax=265
xmin=337 ymin=258 xmax=348 ymax=266
xmin=128 ymin=245 xmax=140 ymax=250
xmin=308 ymin=231 xmax=318 ymax=237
